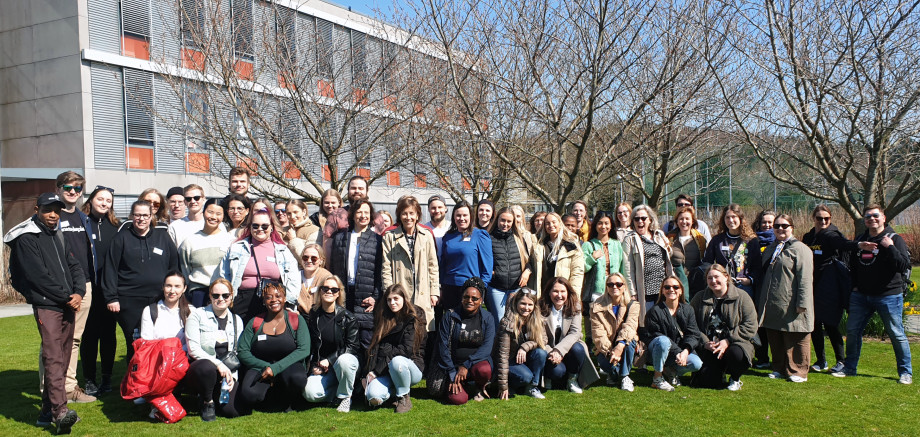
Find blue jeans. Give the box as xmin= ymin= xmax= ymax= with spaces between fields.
xmin=545 ymin=342 xmax=587 ymax=381
xmin=844 ymin=292 xmax=912 ymax=376
xmin=303 ymin=353 xmax=359 ymax=402
xmin=649 ymin=336 xmax=702 ymax=375
xmin=596 ymin=340 xmax=637 ymax=377
xmin=508 ymin=348 xmax=548 ymax=389
xmin=487 ymin=287 xmax=515 ymax=322
xmin=365 ymin=356 xmax=422 ymax=406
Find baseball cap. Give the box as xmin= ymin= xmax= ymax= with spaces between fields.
xmin=36 ymin=192 xmax=65 ymax=208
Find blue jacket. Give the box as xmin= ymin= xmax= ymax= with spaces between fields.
xmin=218 ymin=238 xmax=301 ymax=304
xmin=437 ymin=307 xmax=496 ymax=380
xmin=440 ymin=229 xmax=493 ymax=287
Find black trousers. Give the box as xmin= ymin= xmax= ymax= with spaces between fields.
xmin=115 ymin=295 xmax=160 ymax=362
xmin=232 ymin=288 xmax=265 ymax=324
xmin=812 ymin=321 xmax=845 ymax=365
xmin=184 ymin=359 xmax=240 ymax=417
xmin=81 ymin=286 xmax=117 ymax=381
xmin=237 ymin=363 xmax=308 ymax=414
xmin=693 ymin=344 xmax=749 ymax=388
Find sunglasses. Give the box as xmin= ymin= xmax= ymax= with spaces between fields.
xmin=149 ymin=201 xmax=161 ymax=208
xmin=275 ymin=209 xmax=287 ymax=215
xmin=864 ymin=212 xmax=881 ymax=219
xmin=518 ymin=288 xmax=537 ymax=296
xmin=815 ymin=216 xmax=830 ymax=222
xmin=251 ymin=223 xmax=271 ymax=231
xmin=633 ymin=216 xmax=649 ymax=222
xmin=774 ymin=223 xmax=792 ymax=229
xmin=462 ymin=295 xmax=481 ymax=302
xmin=663 ymin=285 xmax=681 ymax=290
xmin=302 ymin=256 xmax=319 ymax=263
xmin=95 ymin=185 xmax=115 ymax=194
xmin=185 ymin=195 xmax=202 ymax=202
xmin=319 ymin=286 xmax=340 ymax=294
xmin=606 ymin=282 xmax=625 ymax=289
xmin=61 ymin=184 xmax=83 ymax=193
xmin=677 ymin=202 xmax=691 ymax=207
xmin=211 ymin=293 xmax=231 ymax=300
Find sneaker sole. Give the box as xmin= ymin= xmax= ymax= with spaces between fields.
xmin=55 ymin=414 xmax=80 ymax=435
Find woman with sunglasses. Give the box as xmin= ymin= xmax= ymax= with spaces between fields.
xmin=623 ymin=204 xmax=673 ymax=325
xmin=365 ymin=284 xmax=427 ymax=413
xmin=80 ymin=185 xmax=120 ymax=396
xmin=643 ymin=277 xmax=702 ymax=391
xmin=103 ymin=200 xmax=179 ymax=361
xmin=497 ymin=288 xmax=548 ymax=400
xmin=139 ymin=188 xmax=169 ymax=228
xmin=237 ymin=283 xmax=310 ymax=414
xmin=327 ymin=198 xmax=382 ymax=348
xmin=185 ymin=278 xmax=244 ymax=421
xmin=801 ymin=206 xmax=857 ymax=374
xmin=689 ymin=265 xmax=758 ymax=391
xmin=702 ymin=204 xmax=758 ymax=297
xmin=758 ymin=214 xmax=814 ymax=383
xmin=296 ymin=243 xmax=334 ymax=315
xmin=285 ymin=199 xmax=321 ymax=257
xmin=179 ymin=199 xmax=235 ymax=307
xmin=303 ymin=276 xmax=360 ymax=413
xmin=539 ymin=277 xmax=599 ymax=394
xmin=528 ymin=212 xmax=584 ymax=299
xmin=433 ymin=277 xmax=495 ymax=405
xmin=591 ymin=273 xmax=640 ymax=391
xmin=219 ymin=208 xmax=301 ymax=323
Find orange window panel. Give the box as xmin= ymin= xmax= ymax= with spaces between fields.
xmin=186 ymin=152 xmax=210 ymax=173
xmin=414 ymin=173 xmax=427 ymax=188
xmin=440 ymin=176 xmax=450 ymax=190
xmin=282 ymin=161 xmax=301 ymax=179
xmin=182 ymin=49 xmax=205 ymax=71
xmin=353 ymin=88 xmax=368 ymax=105
xmin=127 ymin=147 xmax=154 ymax=170
xmin=122 ymin=34 xmax=150 ymax=60
xmin=462 ymin=178 xmax=471 ymax=190
xmin=387 ymin=171 xmax=400 ymax=186
xmin=234 ymin=60 xmax=254 ymax=81
xmin=480 ymin=179 xmax=490 ymax=190
xmin=357 ymin=168 xmax=370 ymax=179
xmin=236 ymin=157 xmax=258 ymax=174
xmin=318 ymin=79 xmax=335 ymax=98
xmin=278 ymin=73 xmax=296 ymax=90
xmin=322 ymin=165 xmax=332 ymax=181
xmin=384 ymin=96 xmax=397 ymax=112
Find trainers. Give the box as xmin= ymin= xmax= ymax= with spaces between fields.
xmin=788 ymin=375 xmax=807 ymax=383
xmin=201 ymin=400 xmax=216 ymax=422
xmin=810 ymin=362 xmax=828 ymax=372
xmin=566 ymin=374 xmax=583 ymax=394
xmin=336 ymin=397 xmax=352 ymax=413
xmin=899 ymin=374 xmax=913 ymax=385
xmin=527 ymin=385 xmax=546 ymax=399
xmin=620 ymin=376 xmax=635 ymax=392
xmin=651 ymin=376 xmax=675 ymax=392
xmin=36 ymin=410 xmax=53 ymax=426
xmin=726 ymin=379 xmax=743 ymax=391
xmin=829 ymin=362 xmax=845 ymax=374
xmin=133 ymin=397 xmax=147 ymax=405
xmin=66 ymin=387 xmax=96 ymax=404
xmin=98 ymin=375 xmax=113 ymax=395
xmin=767 ymin=371 xmax=783 ymax=379
xmin=663 ymin=368 xmax=681 ymax=387
xmin=54 ymin=409 xmax=79 ymax=434
xmin=84 ymin=380 xmax=99 ymax=397
xmin=606 ymin=373 xmax=617 ymax=386
xmin=831 ymin=369 xmax=854 ymax=378
xmin=395 ymin=394 xmax=412 ymax=413
xmin=754 ymin=361 xmax=771 ymax=369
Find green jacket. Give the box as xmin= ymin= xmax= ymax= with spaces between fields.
xmin=582 ymin=238 xmax=630 ymax=303
xmin=238 ymin=311 xmax=311 ymax=376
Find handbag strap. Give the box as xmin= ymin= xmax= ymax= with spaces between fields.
xmin=249 ymin=239 xmax=263 ymax=283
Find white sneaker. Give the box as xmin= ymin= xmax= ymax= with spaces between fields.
xmin=651 ymin=376 xmax=675 ymax=392
xmin=527 ymin=385 xmax=546 ymax=399
xmin=767 ymin=371 xmax=783 ymax=379
xmin=566 ymin=375 xmax=583 ymax=394
xmin=620 ymin=376 xmax=635 ymax=392
xmin=726 ymin=379 xmax=743 ymax=391
xmin=899 ymin=374 xmax=913 ymax=385
xmin=788 ymin=375 xmax=807 ymax=383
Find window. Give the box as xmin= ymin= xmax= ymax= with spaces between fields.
xmin=234 ymin=60 xmax=254 ymax=81
xmin=387 ymin=171 xmax=401 ymax=186
xmin=322 ymin=165 xmax=332 ymax=181
xmin=128 ymin=146 xmax=154 ymax=170
xmin=237 ymin=157 xmax=258 ymax=173
xmin=357 ymin=168 xmax=370 ymax=179
xmin=180 ymin=0 xmax=205 ymax=49
xmin=124 ymin=69 xmax=155 ymax=170
xmin=318 ymin=79 xmax=335 ymax=98
xmin=186 ymin=152 xmax=210 ymax=173
xmin=462 ymin=178 xmax=471 ymax=191
xmin=182 ymin=48 xmax=205 ymax=71
xmin=282 ymin=161 xmax=301 ymax=179
xmin=232 ymin=0 xmax=253 ymax=60
xmin=316 ymin=18 xmax=334 ymax=78
xmin=414 ymin=173 xmax=427 ymax=188
xmin=381 ymin=42 xmax=398 ymax=94
xmin=121 ymin=0 xmax=150 ymax=59
xmin=352 ymin=30 xmax=367 ymax=87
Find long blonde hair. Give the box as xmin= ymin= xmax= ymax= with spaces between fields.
xmin=539 ymin=212 xmax=579 ymax=259
xmin=503 ymin=289 xmax=546 ymax=349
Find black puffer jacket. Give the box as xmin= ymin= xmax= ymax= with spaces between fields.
xmin=490 ymin=229 xmax=522 ymax=290
xmin=643 ymin=302 xmax=702 ymax=360
xmin=307 ymin=305 xmax=360 ymax=370
xmin=329 ymin=227 xmax=382 ymax=328
xmin=366 ymin=306 xmax=427 ymax=375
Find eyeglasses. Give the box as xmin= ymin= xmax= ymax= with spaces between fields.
xmin=185 ymin=195 xmax=202 ymax=202
xmin=815 ymin=216 xmax=830 ymax=222
xmin=211 ymin=293 xmax=231 ymax=301
xmin=633 ymin=216 xmax=649 ymax=222
xmin=662 ymin=285 xmax=681 ymax=290
xmin=133 ymin=214 xmax=152 ymax=220
xmin=95 ymin=185 xmax=115 ymax=194
xmin=302 ymin=256 xmax=319 ymax=263
xmin=251 ymin=223 xmax=271 ymax=231
xmin=606 ymin=282 xmax=625 ymax=289
xmin=320 ymin=286 xmax=340 ymax=294
xmin=228 ymin=206 xmax=247 ymax=212
xmin=774 ymin=223 xmax=792 ymax=229
xmin=462 ymin=295 xmax=481 ymax=302
xmin=864 ymin=212 xmax=881 ymax=219
xmin=677 ymin=202 xmax=691 ymax=207
xmin=61 ymin=185 xmax=83 ymax=193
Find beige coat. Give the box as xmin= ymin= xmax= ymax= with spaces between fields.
xmin=381 ymin=225 xmax=441 ymax=332
xmin=287 ymin=219 xmax=321 ymax=258
xmin=296 ymin=267 xmax=334 ymax=315
xmin=623 ymin=230 xmax=673 ymax=326
xmin=542 ymin=309 xmax=600 ymax=388
xmin=590 ymin=295 xmax=640 ymax=356
xmin=758 ymin=238 xmax=814 ymax=333
xmin=528 ymin=239 xmax=585 ymax=298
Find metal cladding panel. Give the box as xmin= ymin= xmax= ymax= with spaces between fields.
xmin=296 ymin=13 xmax=316 ymax=77
xmin=89 ymin=0 xmax=122 ymax=53
xmin=122 ymin=0 xmax=151 ymax=37
xmin=155 ymin=76 xmax=186 ymax=173
xmin=151 ymin=0 xmax=180 ymax=61
xmin=91 ymin=64 xmax=127 ymax=170
xmin=123 ymin=69 xmax=155 ymax=143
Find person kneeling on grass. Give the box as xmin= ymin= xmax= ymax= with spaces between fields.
xmin=540 ymin=277 xmax=600 ymax=393
xmin=303 ymin=276 xmax=360 ymax=413
xmin=364 ymin=284 xmax=427 ymax=413
xmin=643 ymin=276 xmax=703 ymax=391
xmin=497 ymin=288 xmax=549 ymax=400
xmin=590 ymin=273 xmax=640 ymax=392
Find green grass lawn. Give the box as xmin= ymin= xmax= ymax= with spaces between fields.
xmin=1 ymin=315 xmax=918 ymax=436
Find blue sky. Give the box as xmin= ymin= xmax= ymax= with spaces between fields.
xmin=324 ymin=0 xmax=397 ymax=17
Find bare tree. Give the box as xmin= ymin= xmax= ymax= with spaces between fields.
xmin=715 ymin=0 xmax=920 ymax=230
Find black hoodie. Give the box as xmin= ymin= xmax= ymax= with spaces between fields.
xmin=801 ymin=224 xmax=858 ymax=273
xmin=102 ymin=225 xmax=178 ymax=304
xmin=851 ymin=225 xmax=911 ymax=296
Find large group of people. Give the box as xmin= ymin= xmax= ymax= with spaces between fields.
xmin=3 ymin=168 xmax=913 ymax=432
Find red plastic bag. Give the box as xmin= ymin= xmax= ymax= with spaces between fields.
xmin=121 ymin=337 xmax=190 ymax=401
xmin=149 ymin=394 xmax=187 ymax=424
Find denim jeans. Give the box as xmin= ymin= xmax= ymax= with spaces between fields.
xmin=844 ymin=292 xmax=913 ymax=376
xmin=365 ymin=356 xmax=422 ymax=405
xmin=596 ymin=340 xmax=637 ymax=377
xmin=649 ymin=335 xmax=702 ymax=375
xmin=487 ymin=287 xmax=515 ymax=322
xmin=303 ymin=353 xmax=360 ymax=402
xmin=508 ymin=348 xmax=548 ymax=389
xmin=545 ymin=342 xmax=588 ymax=381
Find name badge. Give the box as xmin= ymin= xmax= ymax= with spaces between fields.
xmin=720 ymin=245 xmax=729 ymax=251
xmin=153 ymin=247 xmax=163 ymax=255
xmin=460 ymin=323 xmax=466 ymax=329
xmin=814 ymin=249 xmax=823 ymax=255
xmin=60 ymin=220 xmax=70 ymax=228
xmin=216 ymin=331 xmax=227 ymax=342
xmin=92 ymin=233 xmax=98 ymax=241
xmin=463 ymin=236 xmax=471 ymax=242
xmin=257 ymin=334 xmax=267 ymax=341
xmin=266 ymin=256 xmax=276 ymax=262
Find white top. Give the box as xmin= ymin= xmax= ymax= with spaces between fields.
xmin=347 ymin=230 xmax=361 ymax=285
xmin=140 ymin=300 xmax=191 ymax=350
xmin=168 ymin=217 xmax=205 ymax=247
xmin=426 ymin=221 xmax=450 ymax=260
xmin=551 ymin=306 xmax=563 ymax=333
xmin=179 ymin=230 xmax=236 ymax=290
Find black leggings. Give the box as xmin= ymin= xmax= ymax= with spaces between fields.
xmin=116 ymin=295 xmax=160 ymax=362
xmin=695 ymin=344 xmax=749 ymax=387
xmin=81 ymin=288 xmax=117 ymax=381
xmin=237 ymin=363 xmax=308 ymax=414
xmin=184 ymin=360 xmax=240 ymax=417
xmin=812 ymin=321 xmax=845 ymax=365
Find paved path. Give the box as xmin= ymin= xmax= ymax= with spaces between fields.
xmin=0 ymin=304 xmax=31 ymax=318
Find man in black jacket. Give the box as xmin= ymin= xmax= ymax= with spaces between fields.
xmin=832 ymin=204 xmax=913 ymax=384
xmin=3 ymin=193 xmax=85 ymax=433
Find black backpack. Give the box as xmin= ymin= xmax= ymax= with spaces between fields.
xmin=885 ymin=233 xmax=914 ymax=295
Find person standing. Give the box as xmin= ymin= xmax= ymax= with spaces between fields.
xmin=322 ymin=177 xmax=369 ymax=255
xmin=4 ymin=193 xmax=85 ymax=433
xmin=426 ymin=195 xmax=451 ymax=260
xmin=662 ymin=194 xmax=712 ymax=240
xmin=571 ymin=200 xmax=591 ymax=243
xmin=475 ymin=199 xmax=494 ymax=230
xmin=487 ymin=207 xmax=531 ymax=320
xmin=623 ymin=204 xmax=673 ymax=323
xmin=528 ymin=212 xmax=584 ymax=298
xmin=179 ymin=199 xmax=235 ymax=307
xmin=440 ymin=202 xmax=493 ymax=311
xmin=168 ymin=184 xmax=209 ymax=247
xmin=53 ymin=172 xmax=98 ymax=403
xmin=166 ymin=186 xmax=187 ymax=224
xmin=832 ymin=205 xmax=913 ymax=384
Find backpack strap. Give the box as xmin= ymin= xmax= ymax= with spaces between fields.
xmin=149 ymin=302 xmax=159 ymax=325
xmin=253 ymin=311 xmax=299 ymax=333
xmin=288 ymin=310 xmax=299 ymax=331
xmin=252 ymin=313 xmax=266 ymax=333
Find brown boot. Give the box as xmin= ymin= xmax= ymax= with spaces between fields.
xmin=394 ymin=394 xmax=412 ymax=413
